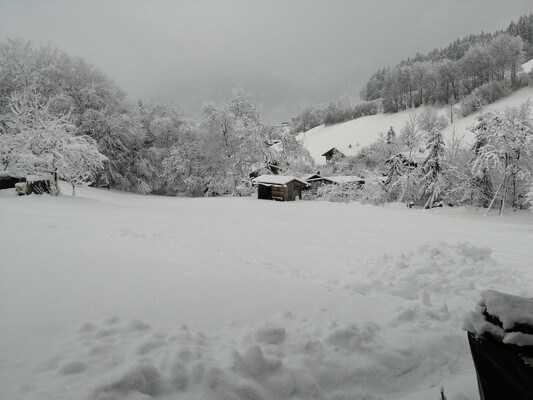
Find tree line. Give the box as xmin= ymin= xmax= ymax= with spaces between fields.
xmin=324 ymin=105 xmax=533 ymax=213
xmin=0 ymin=39 xmax=314 ymax=196
xmin=290 ymin=15 xmax=533 ymax=135
xmin=361 ymin=14 xmax=533 ymax=115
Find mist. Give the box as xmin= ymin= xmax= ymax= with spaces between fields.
xmin=1 ymin=0 xmax=532 ymax=121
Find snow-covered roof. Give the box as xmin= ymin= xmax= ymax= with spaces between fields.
xmin=321 ymin=148 xmax=343 ymax=156
xmin=323 ymin=176 xmax=364 ymax=184
xmin=252 ymin=175 xmax=308 ymax=186
xmin=26 ymin=174 xmax=52 ymax=182
xmin=387 ymin=151 xmax=427 ymax=163
xmin=463 ymin=290 xmax=533 ymax=346
xmin=0 ymin=171 xmax=25 ymax=178
xmin=301 ymin=173 xmax=321 ymax=182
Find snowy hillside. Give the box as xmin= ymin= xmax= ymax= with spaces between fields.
xmin=299 ymin=86 xmax=533 ymax=165
xmin=523 ymin=58 xmax=533 ymax=74
xmin=1 ymin=184 xmax=533 ymax=400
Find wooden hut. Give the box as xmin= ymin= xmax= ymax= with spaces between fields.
xmin=385 ymin=151 xmax=426 ymax=169
xmin=307 ymin=175 xmax=364 ymax=190
xmin=252 ymin=175 xmax=308 ymax=201
xmin=321 ymin=148 xmax=345 ymax=163
xmin=303 ymin=175 xmax=365 ymax=198
xmin=0 ymin=171 xmax=26 ymax=190
xmin=25 ymin=175 xmax=52 ymax=194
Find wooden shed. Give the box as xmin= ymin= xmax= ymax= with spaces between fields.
xmin=321 ymin=148 xmax=345 ymax=163
xmin=302 ymin=175 xmax=365 ymax=198
xmin=25 ymin=175 xmax=52 ymax=194
xmin=307 ymin=175 xmax=364 ymax=190
xmin=0 ymin=171 xmax=26 ymax=190
xmin=252 ymin=175 xmax=308 ymax=201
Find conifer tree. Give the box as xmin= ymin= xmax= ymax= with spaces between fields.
xmin=419 ymin=126 xmax=446 ymax=208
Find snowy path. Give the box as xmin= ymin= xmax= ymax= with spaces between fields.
xmin=1 ymin=187 xmax=532 ymax=400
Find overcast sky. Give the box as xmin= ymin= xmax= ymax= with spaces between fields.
xmin=1 ymin=0 xmax=532 ymax=122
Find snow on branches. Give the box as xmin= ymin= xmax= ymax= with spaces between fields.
xmin=1 ymin=90 xmax=107 ymax=195
xmin=470 ymin=101 xmax=533 ymax=213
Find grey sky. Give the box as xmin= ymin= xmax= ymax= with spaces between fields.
xmin=1 ymin=0 xmax=532 ymax=122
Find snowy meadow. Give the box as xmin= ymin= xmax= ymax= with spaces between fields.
xmin=1 ymin=185 xmax=533 ymax=400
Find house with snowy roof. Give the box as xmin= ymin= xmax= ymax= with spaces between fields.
xmin=385 ymin=151 xmax=427 ymax=169
xmin=301 ymin=173 xmax=321 ymax=182
xmin=321 ymin=148 xmax=345 ymax=163
xmin=302 ymin=174 xmax=365 ymax=198
xmin=252 ymin=175 xmax=308 ymax=201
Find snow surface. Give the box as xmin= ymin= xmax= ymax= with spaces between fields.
xmin=523 ymin=58 xmax=533 ymax=74
xmin=299 ymin=86 xmax=533 ymax=164
xmin=1 ymin=184 xmax=533 ymax=400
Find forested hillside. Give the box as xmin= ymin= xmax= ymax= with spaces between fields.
xmin=292 ymin=14 xmax=533 ymax=134
xmin=0 ymin=39 xmax=313 ymax=196
xmin=361 ymin=14 xmax=533 ymax=114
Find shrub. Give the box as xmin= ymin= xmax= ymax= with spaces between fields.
xmin=316 ymin=182 xmax=360 ymax=203
xmin=460 ymin=81 xmax=510 ymax=116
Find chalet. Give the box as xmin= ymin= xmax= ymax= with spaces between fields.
xmin=321 ymin=148 xmax=345 ymax=163
xmin=252 ymin=175 xmax=308 ymax=201
xmin=301 ymin=173 xmax=321 ymax=182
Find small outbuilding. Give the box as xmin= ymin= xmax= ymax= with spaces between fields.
xmin=0 ymin=171 xmax=26 ymax=190
xmin=25 ymin=175 xmax=52 ymax=195
xmin=252 ymin=175 xmax=308 ymax=201
xmin=321 ymin=148 xmax=345 ymax=163
xmin=306 ymin=175 xmax=364 ymax=192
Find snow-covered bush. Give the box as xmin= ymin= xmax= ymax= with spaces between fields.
xmin=358 ymin=173 xmax=387 ymax=205
xmin=460 ymin=81 xmax=510 ymax=117
xmin=316 ymin=182 xmax=360 ymax=203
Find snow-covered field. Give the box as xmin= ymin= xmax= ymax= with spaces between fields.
xmin=1 ymin=185 xmax=533 ymax=400
xmin=299 ymin=86 xmax=533 ymax=164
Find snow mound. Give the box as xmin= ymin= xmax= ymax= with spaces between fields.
xmin=348 ymin=242 xmax=528 ymax=303
xmin=31 ymin=317 xmax=421 ymax=400
xmin=23 ymin=242 xmax=530 ymax=400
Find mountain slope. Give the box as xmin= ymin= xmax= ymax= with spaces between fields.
xmin=299 ymin=86 xmax=533 ymax=165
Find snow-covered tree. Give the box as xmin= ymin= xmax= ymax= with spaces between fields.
xmin=2 ymin=90 xmax=106 ymax=194
xmin=316 ymin=182 xmax=359 ymax=203
xmin=386 ymin=126 xmax=396 ymax=145
xmin=56 ymin=136 xmax=107 ymax=195
xmin=419 ymin=126 xmax=446 ymax=208
xmin=471 ymin=102 xmax=533 ymax=214
xmin=358 ymin=171 xmax=387 ymax=205
xmin=392 ymin=112 xmax=424 ymax=203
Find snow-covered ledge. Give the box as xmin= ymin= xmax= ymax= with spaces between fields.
xmin=463 ymin=290 xmax=533 ymax=346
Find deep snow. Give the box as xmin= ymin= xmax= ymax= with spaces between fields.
xmin=1 ymin=185 xmax=533 ymax=400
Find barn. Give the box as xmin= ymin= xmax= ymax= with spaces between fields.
xmin=252 ymin=175 xmax=308 ymax=201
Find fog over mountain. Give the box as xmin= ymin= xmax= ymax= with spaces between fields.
xmin=1 ymin=0 xmax=532 ymax=122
